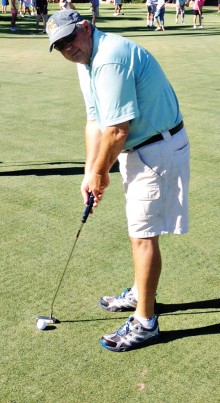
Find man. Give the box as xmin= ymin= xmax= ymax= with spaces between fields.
xmin=175 ymin=0 xmax=187 ymax=24
xmin=36 ymin=0 xmax=48 ymax=33
xmin=46 ymin=10 xmax=190 ymax=352
xmin=10 ymin=0 xmax=19 ymax=31
xmin=146 ymin=0 xmax=157 ymax=28
xmin=60 ymin=0 xmax=75 ymax=11
xmin=113 ymin=0 xmax=123 ymax=16
xmin=90 ymin=0 xmax=99 ymax=25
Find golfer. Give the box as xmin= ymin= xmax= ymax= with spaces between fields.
xmin=46 ymin=10 xmax=190 ymax=352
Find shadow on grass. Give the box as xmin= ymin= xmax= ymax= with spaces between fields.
xmin=0 ymin=166 xmax=85 ymax=176
xmin=58 ymin=298 xmax=220 ymax=348
xmin=59 ymin=298 xmax=220 ymax=323
xmin=0 ymin=161 xmax=84 ymax=166
xmin=158 ymin=322 xmax=220 ymax=345
xmin=0 ymin=160 xmax=119 ymax=175
xmin=44 ymin=325 xmax=57 ymax=331
xmin=156 ymin=298 xmax=220 ymax=315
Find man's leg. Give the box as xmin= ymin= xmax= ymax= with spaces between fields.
xmin=99 ymin=236 xmax=161 ymax=352
xmin=42 ymin=14 xmax=48 ymax=32
xmin=175 ymin=6 xmax=179 ymax=22
xmin=11 ymin=12 xmax=18 ymax=29
xmin=132 ymin=236 xmax=161 ymax=319
xmin=193 ymin=14 xmax=197 ymax=27
xmin=36 ymin=14 xmax=40 ymax=30
xmin=181 ymin=7 xmax=185 ymax=23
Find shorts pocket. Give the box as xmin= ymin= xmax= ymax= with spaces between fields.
xmin=144 ymin=185 xmax=160 ymax=200
xmin=127 ymin=181 xmax=161 ymax=201
xmin=174 ymin=142 xmax=190 ymax=157
xmin=136 ymin=145 xmax=161 ymax=177
xmin=173 ymin=141 xmax=190 ymax=181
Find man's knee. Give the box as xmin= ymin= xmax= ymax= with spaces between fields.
xmin=130 ymin=236 xmax=159 ymax=249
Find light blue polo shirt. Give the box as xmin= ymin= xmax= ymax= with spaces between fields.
xmin=77 ymin=28 xmax=182 ymax=150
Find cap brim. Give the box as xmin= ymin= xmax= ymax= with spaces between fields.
xmin=49 ymin=23 xmax=76 ymax=52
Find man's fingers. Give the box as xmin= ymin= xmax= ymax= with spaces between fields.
xmin=92 ymin=190 xmax=104 ymax=207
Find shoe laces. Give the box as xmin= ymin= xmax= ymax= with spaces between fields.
xmin=117 ymin=317 xmax=133 ymax=336
xmin=117 ymin=287 xmax=131 ymax=300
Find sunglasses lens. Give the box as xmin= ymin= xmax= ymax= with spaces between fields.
xmin=54 ymin=32 xmax=76 ymax=52
xmin=54 ymin=42 xmax=65 ymax=51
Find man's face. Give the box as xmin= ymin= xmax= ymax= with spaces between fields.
xmin=53 ymin=20 xmax=93 ymax=65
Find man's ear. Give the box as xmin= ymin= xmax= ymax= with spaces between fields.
xmin=81 ymin=19 xmax=93 ymax=36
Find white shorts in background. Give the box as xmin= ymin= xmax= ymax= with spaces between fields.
xmin=118 ymin=128 xmax=190 ymax=238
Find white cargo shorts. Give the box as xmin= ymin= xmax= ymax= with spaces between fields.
xmin=118 ymin=127 xmax=190 ymax=238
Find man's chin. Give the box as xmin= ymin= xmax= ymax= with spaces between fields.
xmin=72 ymin=56 xmax=90 ymax=64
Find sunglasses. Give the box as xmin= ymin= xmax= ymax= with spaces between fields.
xmin=53 ymin=30 xmax=77 ymax=52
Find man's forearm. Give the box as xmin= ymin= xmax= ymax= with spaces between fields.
xmin=83 ymin=121 xmax=129 ymax=204
xmin=92 ymin=122 xmax=129 ymax=175
xmin=84 ymin=120 xmax=102 ymax=177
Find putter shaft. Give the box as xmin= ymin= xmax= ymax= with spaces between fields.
xmin=50 ymin=193 xmax=94 ymax=318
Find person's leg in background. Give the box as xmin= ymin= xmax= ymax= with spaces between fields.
xmin=42 ymin=13 xmax=48 ymax=33
xmin=11 ymin=9 xmax=18 ymax=30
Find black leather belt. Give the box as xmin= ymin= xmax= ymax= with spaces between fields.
xmin=125 ymin=121 xmax=184 ymax=152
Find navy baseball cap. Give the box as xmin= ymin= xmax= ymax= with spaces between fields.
xmin=46 ymin=10 xmax=83 ymax=52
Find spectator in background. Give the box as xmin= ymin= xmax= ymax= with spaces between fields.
xmin=218 ymin=0 xmax=220 ymax=13
xmin=10 ymin=0 xmax=19 ymax=30
xmin=19 ymin=0 xmax=24 ymax=15
xmin=146 ymin=0 xmax=157 ymax=28
xmin=154 ymin=0 xmax=165 ymax=31
xmin=23 ymin=0 xmax=32 ymax=16
xmin=36 ymin=0 xmax=48 ymax=33
xmin=175 ymin=0 xmax=187 ymax=24
xmin=2 ymin=0 xmax=8 ymax=13
xmin=114 ymin=0 xmax=123 ymax=16
xmin=31 ymin=0 xmax=36 ymax=15
xmin=60 ymin=0 xmax=75 ymax=10
xmin=90 ymin=0 xmax=99 ymax=25
xmin=193 ymin=0 xmax=205 ymax=29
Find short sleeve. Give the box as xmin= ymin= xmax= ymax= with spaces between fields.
xmin=93 ymin=63 xmax=139 ymax=126
xmin=77 ymin=63 xmax=97 ymax=121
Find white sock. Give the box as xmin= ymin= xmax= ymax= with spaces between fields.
xmin=131 ymin=286 xmax=138 ymax=300
xmin=134 ymin=313 xmax=156 ymax=329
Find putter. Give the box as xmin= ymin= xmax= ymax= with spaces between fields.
xmin=36 ymin=192 xmax=94 ymax=324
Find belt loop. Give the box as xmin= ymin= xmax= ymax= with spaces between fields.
xmin=162 ymin=131 xmax=172 ymax=142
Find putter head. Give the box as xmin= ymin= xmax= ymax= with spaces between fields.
xmin=36 ymin=315 xmax=60 ymax=324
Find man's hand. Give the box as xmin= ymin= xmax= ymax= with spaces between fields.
xmin=81 ymin=176 xmax=90 ymax=206
xmin=88 ymin=172 xmax=110 ymax=206
xmin=87 ymin=122 xmax=129 ymax=207
xmin=81 ymin=120 xmax=129 ymax=208
xmin=80 ymin=172 xmax=110 ymax=209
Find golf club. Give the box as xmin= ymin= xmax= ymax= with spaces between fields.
xmin=37 ymin=192 xmax=94 ymax=324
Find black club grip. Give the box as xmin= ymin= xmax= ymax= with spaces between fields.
xmin=81 ymin=193 xmax=94 ymax=223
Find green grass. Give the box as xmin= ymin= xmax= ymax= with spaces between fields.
xmin=0 ymin=3 xmax=220 ymax=403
